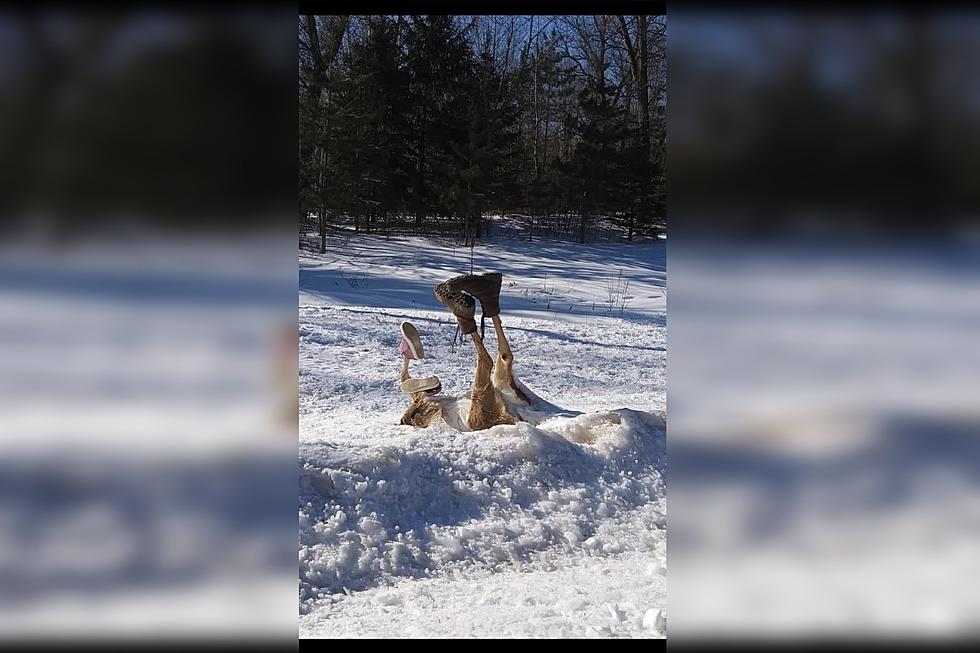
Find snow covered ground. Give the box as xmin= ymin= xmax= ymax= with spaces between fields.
xmin=0 ymin=235 xmax=298 ymax=639
xmin=298 ymin=232 xmax=667 ymax=638
xmin=668 ymin=239 xmax=980 ymax=635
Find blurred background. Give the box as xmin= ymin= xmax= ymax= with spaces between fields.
xmin=669 ymin=5 xmax=980 ymax=640
xmin=0 ymin=7 xmax=297 ymax=643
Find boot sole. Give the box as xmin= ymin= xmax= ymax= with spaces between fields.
xmin=447 ymin=273 xmax=502 ymax=317
xmin=433 ymin=282 xmax=478 ymax=334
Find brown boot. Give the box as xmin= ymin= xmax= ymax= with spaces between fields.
xmin=433 ymin=281 xmax=477 ymax=334
xmin=443 ymin=272 xmax=502 ymax=318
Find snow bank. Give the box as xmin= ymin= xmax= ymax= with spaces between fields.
xmin=299 ymin=408 xmax=665 ymax=603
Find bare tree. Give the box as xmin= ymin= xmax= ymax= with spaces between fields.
xmin=299 ymin=15 xmax=350 ymax=252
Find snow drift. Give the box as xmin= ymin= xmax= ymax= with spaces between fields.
xmin=299 ymin=407 xmax=665 ymax=602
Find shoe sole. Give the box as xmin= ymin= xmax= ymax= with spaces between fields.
xmin=400 ymin=321 xmax=424 ymax=359
xmin=400 ymin=376 xmax=441 ymax=395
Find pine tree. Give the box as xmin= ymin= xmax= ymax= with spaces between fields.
xmin=457 ymin=40 xmax=522 ymax=242
xmin=403 ymin=16 xmax=472 ymax=233
xmin=346 ymin=17 xmax=412 ymax=232
xmin=564 ymin=79 xmax=632 ymax=242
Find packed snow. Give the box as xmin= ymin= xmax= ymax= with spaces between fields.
xmin=298 ymin=231 xmax=666 ymax=638
xmin=668 ymin=240 xmax=980 ymax=635
xmin=0 ymin=235 xmax=299 ymax=638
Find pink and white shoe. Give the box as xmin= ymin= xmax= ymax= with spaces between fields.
xmin=400 ymin=321 xmax=424 ymax=360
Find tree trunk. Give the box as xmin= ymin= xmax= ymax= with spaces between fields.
xmin=617 ymin=15 xmax=651 ymax=160
xmin=319 ymin=212 xmax=326 ymax=254
xmin=638 ymin=15 xmax=651 ymax=159
xmin=416 ymin=123 xmax=425 ymax=233
xmin=533 ymin=40 xmax=540 ymax=180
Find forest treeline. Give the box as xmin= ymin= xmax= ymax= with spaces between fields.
xmin=299 ymin=15 xmax=666 ymax=249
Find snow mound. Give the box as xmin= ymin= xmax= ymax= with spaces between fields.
xmin=298 ymin=408 xmax=665 ymax=607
